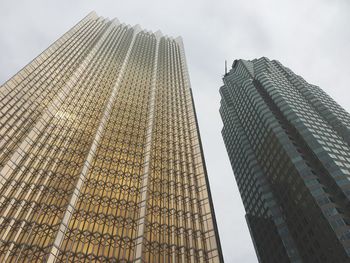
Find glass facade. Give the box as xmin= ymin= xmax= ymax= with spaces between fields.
xmin=220 ymin=58 xmax=350 ymax=262
xmin=0 ymin=12 xmax=223 ymax=263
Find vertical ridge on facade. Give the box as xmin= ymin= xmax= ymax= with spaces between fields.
xmin=47 ymin=22 xmax=140 ymax=263
xmin=133 ymin=29 xmax=161 ymax=263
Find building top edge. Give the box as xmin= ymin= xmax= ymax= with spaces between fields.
xmin=91 ymin=11 xmax=183 ymax=40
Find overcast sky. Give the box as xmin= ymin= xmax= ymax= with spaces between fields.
xmin=1 ymin=1 xmax=349 ymax=262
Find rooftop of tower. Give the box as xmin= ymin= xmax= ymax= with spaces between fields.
xmin=87 ymin=11 xmax=183 ymax=42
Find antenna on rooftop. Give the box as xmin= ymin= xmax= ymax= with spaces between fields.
xmin=225 ymin=60 xmax=227 ymax=75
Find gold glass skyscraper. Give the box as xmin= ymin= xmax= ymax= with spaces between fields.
xmin=0 ymin=12 xmax=223 ymax=263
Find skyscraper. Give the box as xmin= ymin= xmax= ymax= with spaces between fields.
xmin=0 ymin=12 xmax=223 ymax=263
xmin=220 ymin=57 xmax=350 ymax=262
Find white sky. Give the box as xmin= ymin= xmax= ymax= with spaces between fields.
xmin=1 ymin=1 xmax=349 ymax=262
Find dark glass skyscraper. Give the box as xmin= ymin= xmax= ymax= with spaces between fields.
xmin=0 ymin=12 xmax=223 ymax=262
xmin=220 ymin=57 xmax=350 ymax=262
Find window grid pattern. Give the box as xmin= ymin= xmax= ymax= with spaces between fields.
xmin=0 ymin=12 xmax=222 ymax=263
xmin=220 ymin=58 xmax=350 ymax=262
xmin=0 ymin=13 xmax=107 ymax=171
xmin=142 ymin=38 xmax=219 ymax=263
